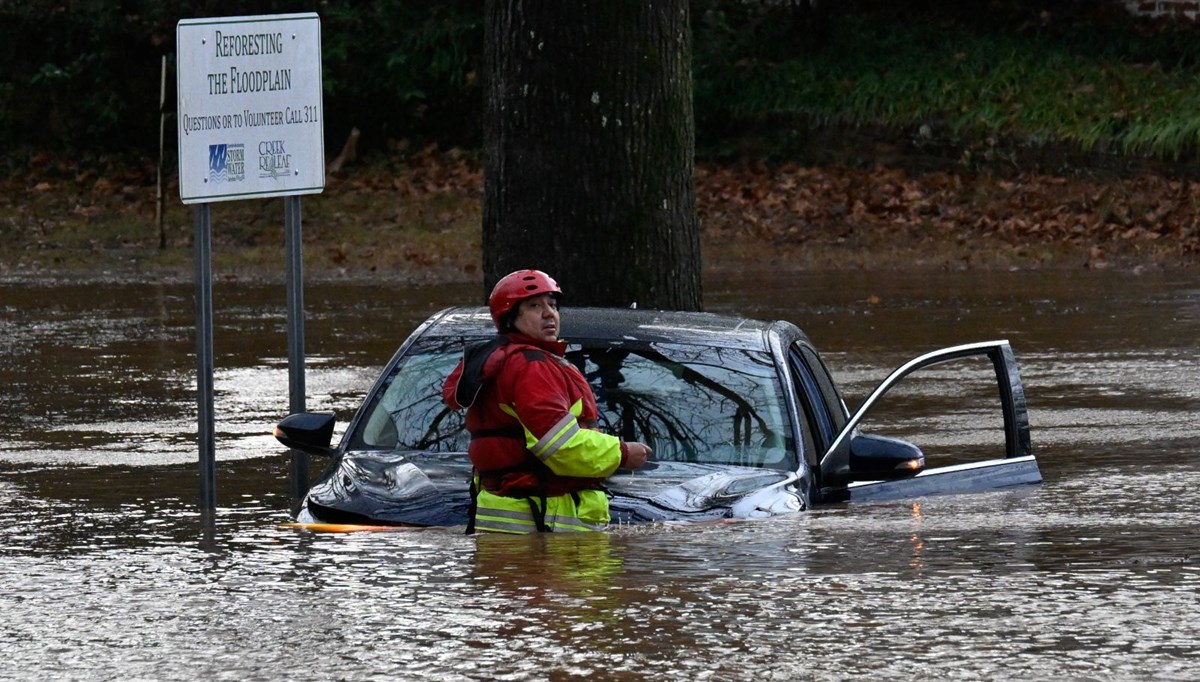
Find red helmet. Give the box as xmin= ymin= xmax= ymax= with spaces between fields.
xmin=488 ymin=269 xmax=562 ymax=328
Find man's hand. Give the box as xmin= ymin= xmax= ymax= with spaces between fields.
xmin=620 ymin=441 xmax=652 ymax=470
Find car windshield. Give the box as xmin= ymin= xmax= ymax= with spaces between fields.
xmin=348 ymin=336 xmax=795 ymax=470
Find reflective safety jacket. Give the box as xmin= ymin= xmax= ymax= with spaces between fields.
xmin=442 ymin=332 xmax=624 ymax=533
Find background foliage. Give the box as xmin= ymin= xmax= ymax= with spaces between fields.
xmin=2 ymin=1 xmax=1199 ymax=169
xmin=0 ymin=0 xmax=482 ymax=163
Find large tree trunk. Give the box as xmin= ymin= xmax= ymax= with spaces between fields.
xmin=482 ymin=0 xmax=702 ymax=311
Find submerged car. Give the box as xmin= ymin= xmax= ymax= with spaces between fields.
xmin=275 ymin=307 xmax=1041 ymax=527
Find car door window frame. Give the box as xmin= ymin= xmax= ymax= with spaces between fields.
xmin=788 ymin=343 xmax=849 ymax=465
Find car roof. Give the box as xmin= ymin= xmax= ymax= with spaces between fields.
xmin=419 ymin=306 xmax=806 ymax=352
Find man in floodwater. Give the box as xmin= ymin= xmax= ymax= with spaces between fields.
xmin=442 ymin=269 xmax=651 ymax=533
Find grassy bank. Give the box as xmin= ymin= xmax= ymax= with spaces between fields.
xmin=696 ymin=5 xmax=1200 ymax=167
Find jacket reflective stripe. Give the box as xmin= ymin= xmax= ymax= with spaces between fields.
xmin=474 ymin=509 xmax=600 ymax=534
xmin=474 ymin=489 xmax=609 ymax=534
xmin=473 ymin=509 xmax=539 ymax=534
xmin=498 ymin=399 xmax=583 ymax=460
xmin=530 ymin=407 xmax=582 ymax=462
xmin=498 ymin=400 xmax=618 ymax=478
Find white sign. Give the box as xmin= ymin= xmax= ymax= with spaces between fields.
xmin=177 ymin=13 xmax=324 ymax=204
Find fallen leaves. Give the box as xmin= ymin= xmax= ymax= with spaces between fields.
xmin=695 ymin=161 xmax=1200 ymax=261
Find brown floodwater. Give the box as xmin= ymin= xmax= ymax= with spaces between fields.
xmin=0 ymin=267 xmax=1197 ymax=680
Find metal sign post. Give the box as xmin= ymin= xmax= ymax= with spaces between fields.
xmin=284 ymin=195 xmax=308 ymax=501
xmin=177 ymin=13 xmax=324 ymax=516
xmin=194 ymin=203 xmax=216 ymax=513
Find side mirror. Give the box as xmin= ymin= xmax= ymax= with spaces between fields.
xmin=274 ymin=412 xmax=338 ymax=458
xmin=848 ymin=433 xmax=924 ymax=481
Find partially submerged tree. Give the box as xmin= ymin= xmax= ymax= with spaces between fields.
xmin=482 ymin=0 xmax=703 ymax=310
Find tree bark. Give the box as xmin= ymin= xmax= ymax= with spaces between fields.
xmin=483 ymin=0 xmax=702 ymax=311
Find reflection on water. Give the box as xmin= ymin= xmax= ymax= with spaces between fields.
xmin=1 ymin=269 xmax=1198 ymax=680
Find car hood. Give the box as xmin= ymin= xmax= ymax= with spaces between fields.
xmin=303 ymin=451 xmax=806 ymax=527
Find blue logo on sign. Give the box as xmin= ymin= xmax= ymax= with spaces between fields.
xmin=208 ymin=143 xmax=245 ymax=184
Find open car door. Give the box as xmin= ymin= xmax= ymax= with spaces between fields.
xmin=818 ymin=340 xmax=1041 ymax=502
